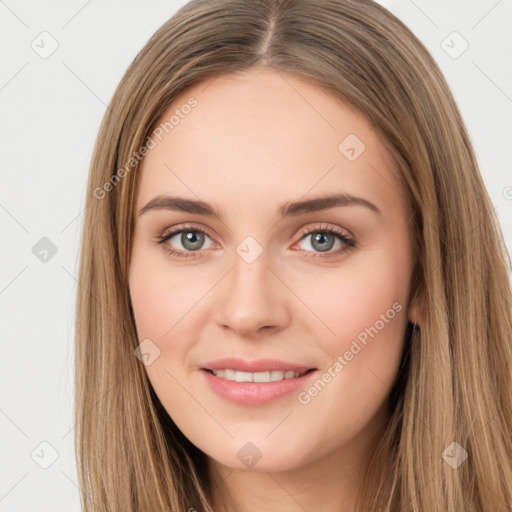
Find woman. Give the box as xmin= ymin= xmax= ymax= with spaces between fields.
xmin=75 ymin=0 xmax=512 ymax=510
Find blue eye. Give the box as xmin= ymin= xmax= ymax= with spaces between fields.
xmin=157 ymin=227 xmax=215 ymax=258
xmin=300 ymin=231 xmax=340 ymax=252
xmin=167 ymin=230 xmax=214 ymax=251
xmin=294 ymin=226 xmax=355 ymax=257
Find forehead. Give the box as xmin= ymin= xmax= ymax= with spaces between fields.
xmin=136 ymin=67 xmax=402 ymax=215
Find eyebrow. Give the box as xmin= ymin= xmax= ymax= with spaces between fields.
xmin=138 ymin=193 xmax=381 ymax=219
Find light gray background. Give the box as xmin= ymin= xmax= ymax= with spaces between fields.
xmin=1 ymin=1 xmax=511 ymax=510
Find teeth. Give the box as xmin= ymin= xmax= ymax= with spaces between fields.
xmin=210 ymin=369 xmax=303 ymax=382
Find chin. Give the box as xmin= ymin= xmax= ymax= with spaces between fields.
xmin=205 ymin=439 xmax=311 ymax=473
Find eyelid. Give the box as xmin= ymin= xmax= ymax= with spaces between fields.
xmin=294 ymin=223 xmax=353 ymax=241
xmin=157 ymin=222 xmax=218 ymax=243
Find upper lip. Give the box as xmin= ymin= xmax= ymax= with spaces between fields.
xmin=201 ymin=358 xmax=317 ymax=373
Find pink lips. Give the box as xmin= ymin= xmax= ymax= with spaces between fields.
xmin=200 ymin=357 xmax=317 ymax=406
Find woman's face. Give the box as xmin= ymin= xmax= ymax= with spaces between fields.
xmin=129 ymin=67 xmax=416 ymax=473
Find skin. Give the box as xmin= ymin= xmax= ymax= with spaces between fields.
xmin=128 ymin=66 xmax=418 ymax=511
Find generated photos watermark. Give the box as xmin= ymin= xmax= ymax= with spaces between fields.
xmin=93 ymin=97 xmax=198 ymax=200
xmin=297 ymin=301 xmax=403 ymax=405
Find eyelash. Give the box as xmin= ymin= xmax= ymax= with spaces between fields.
xmin=154 ymin=223 xmax=356 ymax=260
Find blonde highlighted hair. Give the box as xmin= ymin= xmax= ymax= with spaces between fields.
xmin=75 ymin=0 xmax=512 ymax=510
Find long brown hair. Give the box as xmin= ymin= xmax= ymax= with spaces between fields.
xmin=75 ymin=0 xmax=512 ymax=510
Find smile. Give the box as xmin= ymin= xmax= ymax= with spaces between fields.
xmin=206 ymin=369 xmax=310 ymax=382
xmin=201 ymin=368 xmax=318 ymax=406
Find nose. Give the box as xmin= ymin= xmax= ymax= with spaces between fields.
xmin=214 ymin=248 xmax=291 ymax=338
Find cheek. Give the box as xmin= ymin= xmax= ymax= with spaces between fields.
xmin=294 ymin=246 xmax=411 ymax=385
xmin=290 ymin=262 xmax=409 ymax=451
xmin=128 ymin=248 xmax=215 ymax=409
xmin=300 ymin=257 xmax=409 ymax=338
xmin=128 ymin=250 xmax=206 ymax=341
xmin=128 ymin=254 xmax=205 ymax=412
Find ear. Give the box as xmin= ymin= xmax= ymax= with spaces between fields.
xmin=408 ymin=295 xmax=421 ymax=326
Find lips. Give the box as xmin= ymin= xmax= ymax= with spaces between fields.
xmin=199 ymin=357 xmax=318 ymax=405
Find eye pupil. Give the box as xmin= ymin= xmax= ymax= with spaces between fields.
xmin=181 ymin=231 xmax=204 ymax=251
xmin=311 ymin=232 xmax=335 ymax=252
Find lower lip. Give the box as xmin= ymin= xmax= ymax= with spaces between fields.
xmin=201 ymin=369 xmax=317 ymax=406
